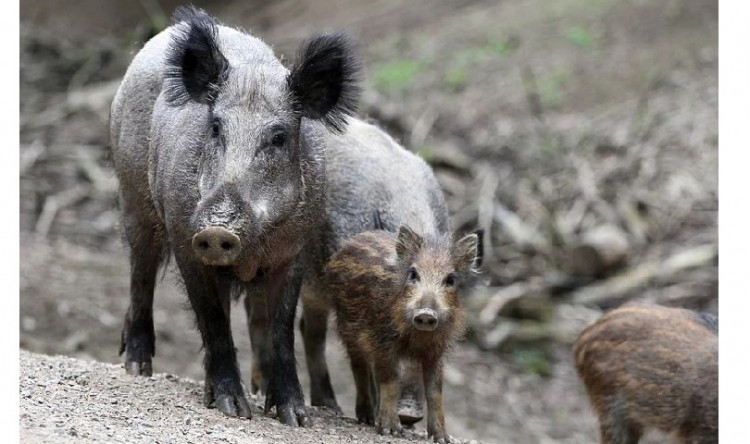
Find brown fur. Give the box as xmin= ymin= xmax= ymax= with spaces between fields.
xmin=327 ymin=228 xmax=477 ymax=443
xmin=572 ymin=303 xmax=718 ymax=444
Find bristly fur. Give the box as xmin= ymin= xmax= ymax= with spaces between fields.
xmin=164 ymin=5 xmax=229 ymax=105
xmin=288 ymin=32 xmax=363 ymax=133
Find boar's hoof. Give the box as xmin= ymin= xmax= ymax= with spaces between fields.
xmin=125 ymin=360 xmax=152 ymax=377
xmin=192 ymin=227 xmax=241 ymax=266
xmin=204 ymin=389 xmax=253 ymax=419
xmin=264 ymin=392 xmax=311 ymax=426
xmin=216 ymin=394 xmax=253 ymax=419
xmin=272 ymin=402 xmax=311 ymax=427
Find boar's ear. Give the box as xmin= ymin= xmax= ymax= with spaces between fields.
xmin=396 ymin=225 xmax=423 ymax=262
xmin=164 ymin=6 xmax=228 ymax=105
xmin=288 ymin=32 xmax=363 ymax=133
xmin=452 ymin=233 xmax=480 ymax=275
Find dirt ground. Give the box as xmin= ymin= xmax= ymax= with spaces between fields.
xmin=20 ymin=0 xmax=717 ymax=443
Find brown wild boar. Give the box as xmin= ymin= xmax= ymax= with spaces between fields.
xmin=572 ymin=303 xmax=718 ymax=444
xmin=326 ymin=226 xmax=479 ymax=443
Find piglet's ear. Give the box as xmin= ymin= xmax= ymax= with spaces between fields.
xmin=472 ymin=228 xmax=485 ymax=269
xmin=164 ymin=6 xmax=228 ymax=105
xmin=288 ymin=32 xmax=362 ymax=133
xmin=452 ymin=233 xmax=479 ymax=275
xmin=396 ymin=225 xmax=423 ymax=262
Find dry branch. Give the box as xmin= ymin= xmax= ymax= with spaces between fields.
xmin=35 ymin=185 xmax=91 ymax=238
xmin=571 ymin=243 xmax=717 ymax=307
xmin=567 ymin=224 xmax=630 ymax=277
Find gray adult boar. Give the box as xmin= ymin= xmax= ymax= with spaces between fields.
xmin=109 ymin=6 xmax=361 ymax=426
xmin=245 ymin=119 xmax=483 ymax=422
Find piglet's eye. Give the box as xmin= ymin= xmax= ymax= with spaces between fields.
xmin=406 ymin=267 xmax=420 ymax=283
xmin=444 ymin=273 xmax=458 ymax=287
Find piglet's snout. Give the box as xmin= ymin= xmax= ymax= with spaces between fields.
xmin=412 ymin=308 xmax=438 ymax=331
xmin=192 ymin=227 xmax=241 ymax=266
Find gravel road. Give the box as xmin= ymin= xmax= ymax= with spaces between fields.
xmin=19 ymin=350 xmax=485 ymax=444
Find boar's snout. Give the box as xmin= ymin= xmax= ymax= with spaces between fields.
xmin=412 ymin=308 xmax=438 ymax=331
xmin=192 ymin=227 xmax=241 ymax=266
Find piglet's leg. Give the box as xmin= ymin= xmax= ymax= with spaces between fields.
xmin=424 ymin=359 xmax=450 ymax=443
xmin=374 ymin=358 xmax=403 ymax=436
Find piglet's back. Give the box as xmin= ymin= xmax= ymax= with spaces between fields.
xmin=573 ymin=303 xmax=718 ymax=441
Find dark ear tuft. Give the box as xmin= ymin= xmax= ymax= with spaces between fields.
xmin=288 ymin=32 xmax=363 ymax=133
xmin=396 ymin=225 xmax=423 ymax=262
xmin=452 ymin=233 xmax=479 ymax=275
xmin=164 ymin=6 xmax=228 ymax=105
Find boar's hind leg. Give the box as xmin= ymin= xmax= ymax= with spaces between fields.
xmin=263 ymin=266 xmax=310 ymax=427
xmin=119 ymin=212 xmax=164 ymax=377
xmin=243 ymin=286 xmax=271 ymax=395
xmin=300 ymin=287 xmax=341 ymax=412
xmin=177 ymin=258 xmax=252 ymax=419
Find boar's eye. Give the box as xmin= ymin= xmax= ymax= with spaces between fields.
xmin=406 ymin=267 xmax=420 ymax=283
xmin=211 ymin=119 xmax=221 ymax=138
xmin=271 ymin=131 xmax=287 ymax=147
xmin=444 ymin=273 xmax=459 ymax=287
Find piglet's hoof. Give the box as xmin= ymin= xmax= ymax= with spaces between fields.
xmin=377 ymin=417 xmax=404 ymax=437
xmin=125 ymin=360 xmax=152 ymax=377
xmin=429 ymin=429 xmax=451 ymax=443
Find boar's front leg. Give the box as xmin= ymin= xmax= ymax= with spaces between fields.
xmin=176 ymin=257 xmax=252 ymax=419
xmin=263 ymin=264 xmax=310 ymax=427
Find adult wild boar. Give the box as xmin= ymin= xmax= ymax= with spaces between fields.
xmin=245 ymin=118 xmax=484 ymax=425
xmin=109 ymin=5 xmax=361 ymax=426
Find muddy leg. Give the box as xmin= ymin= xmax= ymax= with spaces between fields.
xmin=119 ymin=212 xmax=163 ymax=377
xmin=398 ymin=360 xmax=425 ymax=426
xmin=243 ymin=286 xmax=271 ymax=395
xmin=423 ymin=359 xmax=449 ymax=443
xmin=374 ymin=357 xmax=403 ymax=437
xmin=300 ymin=287 xmax=341 ymax=412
